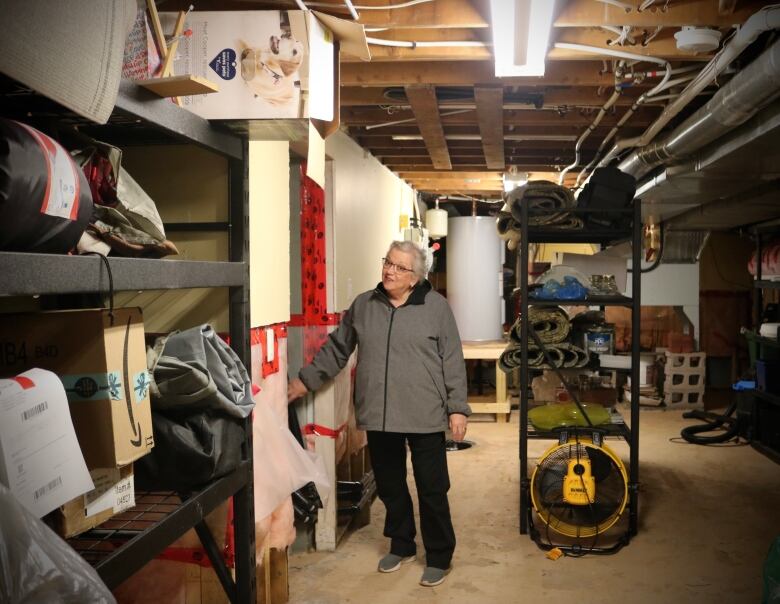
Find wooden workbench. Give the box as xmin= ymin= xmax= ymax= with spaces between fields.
xmin=462 ymin=340 xmax=512 ymax=422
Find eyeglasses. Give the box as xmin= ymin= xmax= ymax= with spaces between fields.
xmin=382 ymin=258 xmax=413 ymax=274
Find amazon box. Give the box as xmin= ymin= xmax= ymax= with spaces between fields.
xmin=50 ymin=464 xmax=136 ymax=538
xmin=0 ymin=308 xmax=154 ymax=468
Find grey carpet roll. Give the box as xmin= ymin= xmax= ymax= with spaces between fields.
xmin=509 ymin=306 xmax=571 ymax=345
xmin=501 ymin=305 xmax=589 ymax=371
xmin=496 ymin=180 xmax=583 ymax=241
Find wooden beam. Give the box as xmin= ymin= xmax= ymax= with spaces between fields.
xmin=351 ymin=124 xmax=646 ymax=137
xmin=354 ymin=45 xmax=491 ymax=62
xmin=356 ymin=0 xmax=489 ymax=29
xmin=342 ymin=107 xmax=661 ymax=127
xmin=388 ymin=155 xmax=566 ymax=166
xmin=555 ymin=0 xmax=762 ymax=27
xmin=360 ymin=136 xmax=605 ymax=150
xmin=342 ymin=61 xmax=619 ymax=87
xmin=406 ymin=180 xmax=503 ymax=190
xmin=404 ymin=85 xmax=451 ymax=170
xmin=398 ymin=171 xmax=503 ymax=180
xmin=475 ymin=86 xmax=505 ymax=170
xmin=386 ymin=163 xmax=564 ymax=172
xmin=340 ymin=86 xmax=648 ymax=108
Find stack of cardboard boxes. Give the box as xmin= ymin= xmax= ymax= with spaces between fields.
xmin=0 ymin=307 xmax=154 ymax=537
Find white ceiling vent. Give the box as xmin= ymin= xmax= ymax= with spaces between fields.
xmin=674 ymin=27 xmax=722 ymax=53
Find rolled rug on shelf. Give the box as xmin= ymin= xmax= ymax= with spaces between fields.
xmin=504 ymin=180 xmax=584 ymax=230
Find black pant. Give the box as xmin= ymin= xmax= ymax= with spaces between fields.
xmin=366 ymin=431 xmax=456 ymax=569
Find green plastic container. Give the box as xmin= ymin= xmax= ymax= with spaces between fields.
xmin=743 ymin=329 xmax=780 ymax=370
xmin=764 ymin=536 xmax=780 ymax=604
xmin=528 ymin=402 xmax=611 ymax=431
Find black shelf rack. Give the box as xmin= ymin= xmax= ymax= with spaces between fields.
xmin=517 ymin=200 xmax=642 ymax=549
xmin=0 ymin=81 xmax=256 ymax=602
xmin=748 ymin=226 xmax=780 ymax=464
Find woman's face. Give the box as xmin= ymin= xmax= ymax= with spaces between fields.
xmin=382 ymin=249 xmax=418 ymax=297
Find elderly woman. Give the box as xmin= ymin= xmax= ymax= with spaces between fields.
xmin=288 ymin=240 xmax=470 ymax=587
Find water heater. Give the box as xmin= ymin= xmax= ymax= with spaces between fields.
xmin=446 ymin=216 xmax=503 ymax=342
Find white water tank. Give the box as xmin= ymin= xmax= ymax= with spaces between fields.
xmin=425 ymin=207 xmax=448 ymax=239
xmin=446 ymin=216 xmax=503 ymax=342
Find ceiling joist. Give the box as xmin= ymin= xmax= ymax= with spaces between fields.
xmin=342 ymin=61 xmax=623 ymax=87
xmin=404 ymin=85 xmax=452 ymax=170
xmin=474 ymin=86 xmax=505 ymax=170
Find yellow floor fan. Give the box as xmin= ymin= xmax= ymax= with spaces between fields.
xmin=530 ymin=430 xmax=629 ymax=550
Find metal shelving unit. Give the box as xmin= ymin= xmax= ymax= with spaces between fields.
xmin=1 ymin=80 xmax=256 ymax=602
xmin=517 ymin=200 xmax=642 ymax=548
xmin=748 ymin=226 xmax=780 ymax=464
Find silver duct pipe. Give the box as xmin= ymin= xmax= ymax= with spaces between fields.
xmin=588 ymin=4 xmax=780 ymax=178
xmin=619 ymin=37 xmax=780 ymax=179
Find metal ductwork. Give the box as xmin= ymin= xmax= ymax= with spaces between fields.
xmin=636 ymin=96 xmax=780 ymax=226
xmin=620 ymin=37 xmax=780 ymax=179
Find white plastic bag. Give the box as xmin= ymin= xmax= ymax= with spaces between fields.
xmin=0 ymin=483 xmax=115 ymax=604
xmin=252 ymin=397 xmax=330 ymax=521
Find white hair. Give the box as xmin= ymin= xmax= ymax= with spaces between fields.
xmin=386 ymin=240 xmax=428 ymax=280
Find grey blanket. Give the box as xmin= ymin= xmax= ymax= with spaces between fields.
xmin=147 ymin=324 xmax=254 ymax=419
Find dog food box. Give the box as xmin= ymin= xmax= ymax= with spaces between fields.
xmin=161 ymin=10 xmax=369 ymax=123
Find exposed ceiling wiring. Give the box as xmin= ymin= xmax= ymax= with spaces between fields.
xmin=642 ymin=25 xmax=664 ymax=46
xmin=365 ymin=108 xmax=472 ymax=130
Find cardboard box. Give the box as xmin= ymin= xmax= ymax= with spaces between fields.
xmin=52 ymin=464 xmax=135 ymax=538
xmin=0 ymin=308 xmax=154 ymax=468
xmin=162 ymin=10 xmax=368 ymax=127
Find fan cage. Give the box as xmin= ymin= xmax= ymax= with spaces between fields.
xmin=530 ymin=438 xmax=628 ymax=538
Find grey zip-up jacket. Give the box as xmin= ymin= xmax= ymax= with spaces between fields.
xmin=299 ymin=280 xmax=470 ymax=433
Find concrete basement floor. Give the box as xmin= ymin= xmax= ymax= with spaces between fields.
xmin=289 ymin=405 xmax=780 ymax=603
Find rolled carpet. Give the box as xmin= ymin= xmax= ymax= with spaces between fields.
xmin=509 ymin=306 xmax=571 ymax=345
xmin=501 ymin=305 xmax=589 ymax=371
xmin=499 ymin=342 xmax=589 ymax=371
xmin=496 ymin=180 xmax=583 ymax=241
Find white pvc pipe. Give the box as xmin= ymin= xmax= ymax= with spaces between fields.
xmin=344 ymin=0 xmax=359 ymax=20
xmin=354 ymin=0 xmax=434 ymax=8
xmin=366 ymin=37 xmax=489 ymax=48
xmin=365 ymin=109 xmax=472 ymax=130
xmin=554 ymin=42 xmax=669 ymax=66
xmin=601 ymin=4 xmax=780 ymax=166
xmin=559 ymin=89 xmax=622 ymax=184
xmin=294 ymin=0 xmax=307 ymax=10
xmin=573 ymin=66 xmax=688 ymax=187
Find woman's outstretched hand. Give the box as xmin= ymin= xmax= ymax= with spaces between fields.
xmin=287 ymin=377 xmax=308 ymax=403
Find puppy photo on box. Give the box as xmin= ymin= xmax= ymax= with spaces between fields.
xmin=238 ymin=30 xmax=304 ymax=107
xmin=164 ymin=10 xmax=307 ymax=119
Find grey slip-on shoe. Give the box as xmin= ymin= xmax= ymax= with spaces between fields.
xmin=419 ymin=566 xmax=450 ymax=587
xmin=377 ymin=553 xmax=416 ymax=573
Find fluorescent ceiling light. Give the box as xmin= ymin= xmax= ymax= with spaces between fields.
xmin=391 ymin=134 xmax=578 ymax=142
xmin=490 ymin=0 xmax=556 ymax=77
xmin=503 ymin=170 xmax=529 ymax=192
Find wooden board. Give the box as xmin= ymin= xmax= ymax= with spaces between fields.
xmin=475 ymin=86 xmax=505 ymax=171
xmin=139 ymin=75 xmax=219 ymax=98
xmin=462 ymin=340 xmax=507 ymax=360
xmin=405 ymin=85 xmax=452 ymax=170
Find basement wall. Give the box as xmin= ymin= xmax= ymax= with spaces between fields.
xmin=326 ymin=131 xmax=416 ymax=310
